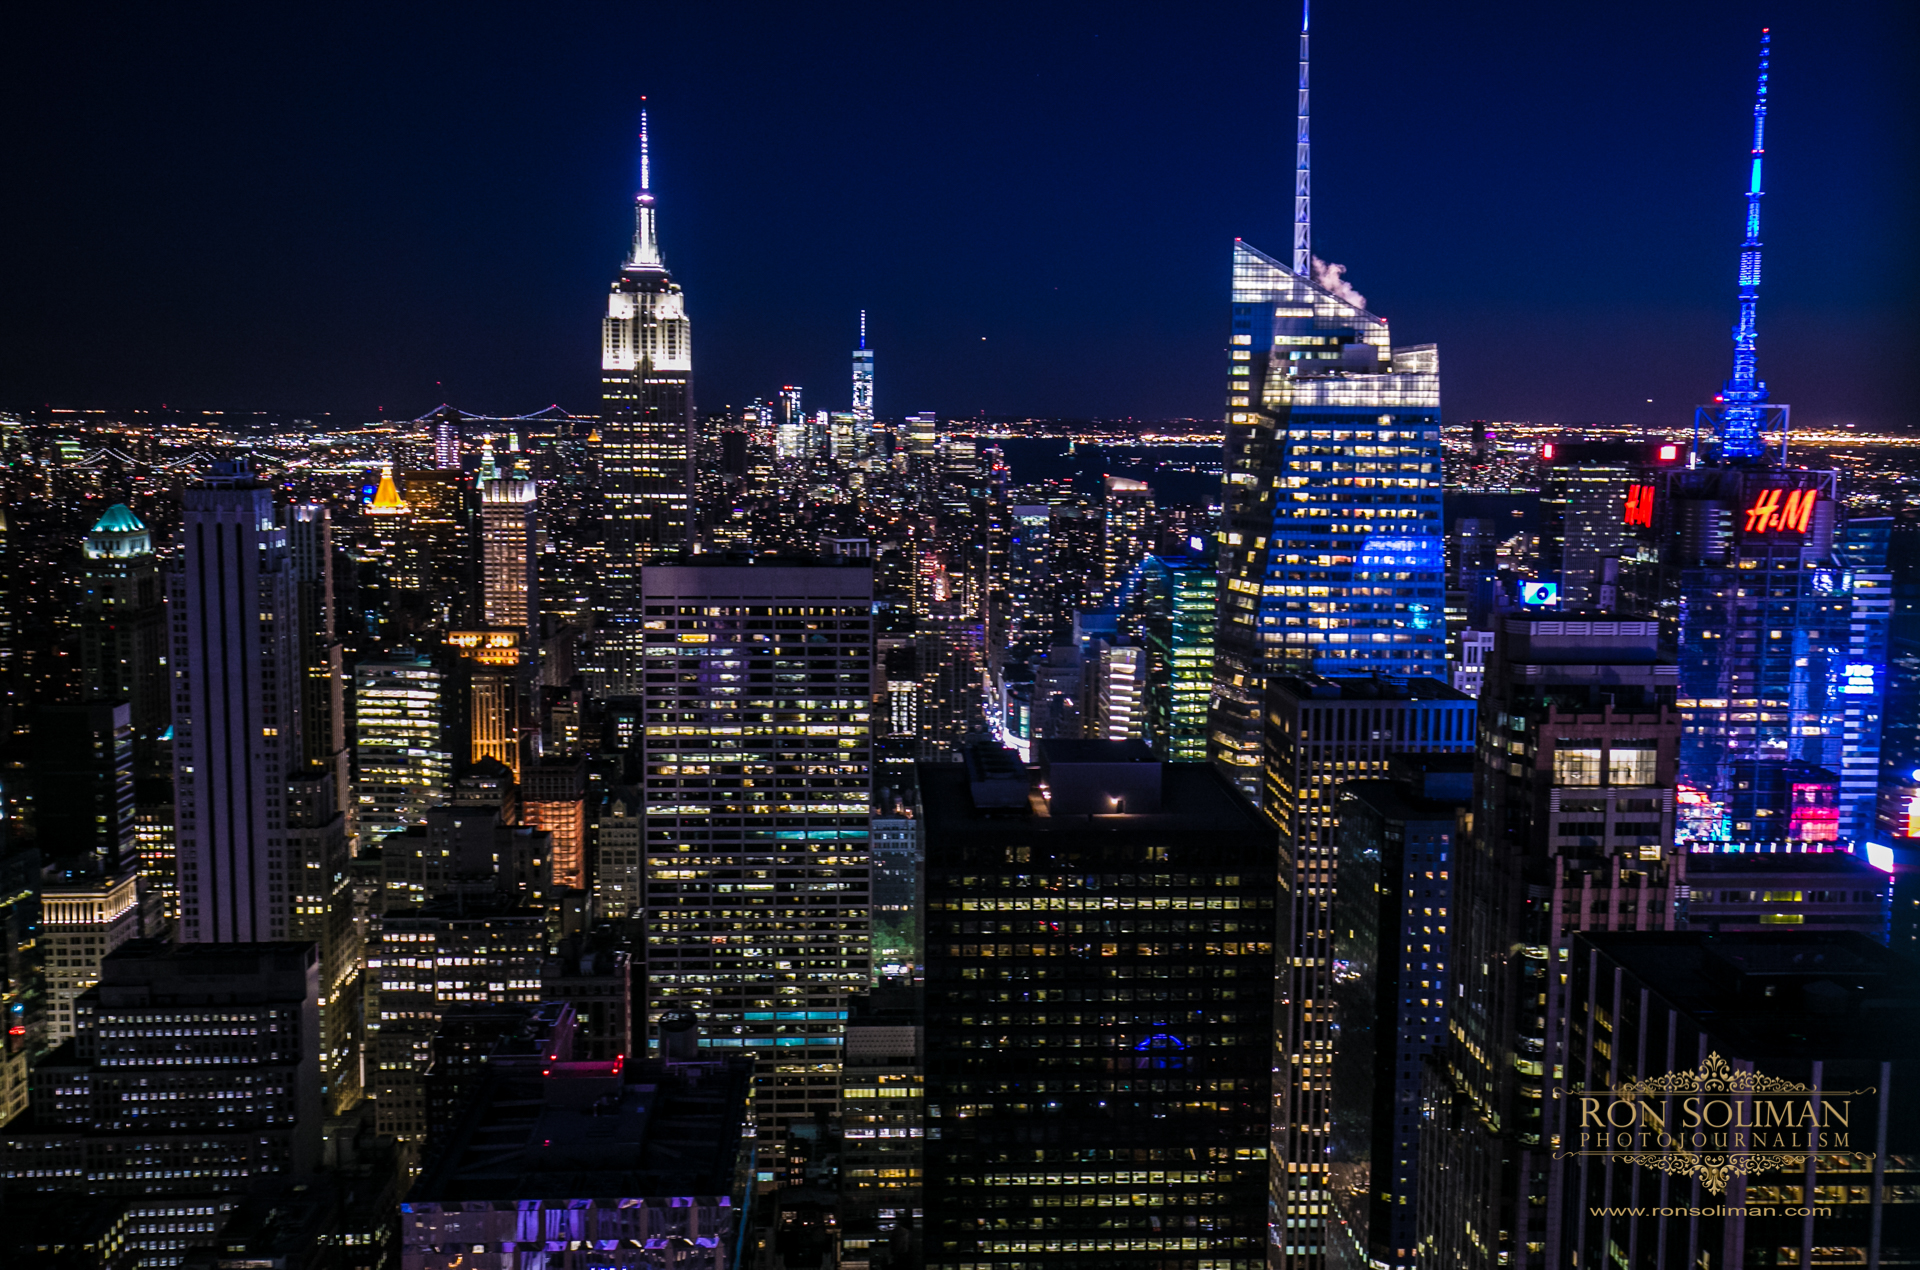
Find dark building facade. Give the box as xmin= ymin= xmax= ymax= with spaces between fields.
xmin=921 ymin=741 xmax=1275 ymax=1270
xmin=1327 ymin=755 xmax=1472 ymax=1270
xmin=1 ymin=940 xmax=324 ymax=1199
xmin=1261 ymin=674 xmax=1476 ymax=1258
xmin=1421 ymin=615 xmax=1684 ymax=1270
xmin=1559 ymin=931 xmax=1918 ymax=1268
xmin=1680 ymin=849 xmax=1890 ymax=939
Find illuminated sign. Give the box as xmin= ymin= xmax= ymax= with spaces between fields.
xmin=1841 ymin=662 xmax=1878 ymax=696
xmin=1540 ymin=443 xmax=1556 ymax=460
xmin=1657 ymin=443 xmax=1679 ymax=462
xmin=1623 ymin=483 xmax=1656 ymax=528
xmin=1744 ymin=487 xmax=1818 ymax=535
xmin=1519 ymin=581 xmax=1559 ymax=606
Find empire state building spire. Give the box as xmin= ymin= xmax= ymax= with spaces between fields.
xmin=627 ymin=108 xmax=664 ymax=271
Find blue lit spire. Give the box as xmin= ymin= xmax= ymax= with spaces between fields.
xmin=1718 ymin=29 xmax=1771 ymax=461
xmin=1292 ymin=0 xmax=1311 ymax=276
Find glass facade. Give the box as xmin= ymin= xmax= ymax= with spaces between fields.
xmin=1261 ymin=678 xmax=1476 ymax=1263
xmin=1120 ymin=552 xmax=1219 ymax=762
xmin=352 ymin=654 xmax=452 ymax=845
xmin=1212 ymin=241 xmax=1445 ymax=805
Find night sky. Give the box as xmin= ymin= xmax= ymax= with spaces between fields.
xmin=3 ymin=1 xmax=1913 ymax=429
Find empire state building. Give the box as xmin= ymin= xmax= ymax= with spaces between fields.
xmin=601 ymin=110 xmax=693 ymax=649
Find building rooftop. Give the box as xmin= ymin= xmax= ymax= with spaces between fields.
xmin=1684 ymin=850 xmax=1884 ymax=876
xmin=88 ymin=503 xmax=146 ymax=535
xmin=1337 ymin=777 xmax=1471 ymax=826
xmin=1269 ymin=674 xmax=1471 ymax=703
xmin=407 ymin=1056 xmax=754 ymax=1204
xmin=917 ymin=760 xmax=1264 ymax=840
xmin=1576 ymin=931 xmax=1920 ymax=1061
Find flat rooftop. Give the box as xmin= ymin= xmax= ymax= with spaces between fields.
xmin=1269 ymin=674 xmax=1471 ymax=704
xmin=916 ymin=761 xmax=1265 ymax=841
xmin=1577 ymin=931 xmax=1920 ymax=1061
xmin=408 ymin=1057 xmax=753 ymax=1203
xmin=1685 ymin=850 xmax=1883 ymax=877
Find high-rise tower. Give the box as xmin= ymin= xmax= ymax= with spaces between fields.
xmin=172 ymin=462 xmax=359 ymax=1110
xmin=1210 ymin=2 xmax=1446 ymax=808
xmin=173 ymin=463 xmax=304 ymax=945
xmin=851 ymin=310 xmax=874 ymax=429
xmin=480 ymin=472 xmax=539 ymax=647
xmin=637 ymin=557 xmax=873 ymax=1174
xmin=79 ymin=505 xmax=168 ymax=777
xmin=1657 ymin=32 xmax=1886 ymax=846
xmin=601 ymin=108 xmax=694 ymax=686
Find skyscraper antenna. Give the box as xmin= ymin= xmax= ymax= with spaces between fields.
xmin=860 ymin=310 xmax=867 ymax=351
xmin=639 ymin=106 xmax=652 ymax=198
xmin=1293 ymin=0 xmax=1311 ymax=277
xmin=627 ymin=104 xmax=662 ymax=269
xmin=1717 ymin=29 xmax=1771 ymax=461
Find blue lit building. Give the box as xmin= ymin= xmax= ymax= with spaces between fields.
xmin=1658 ymin=466 xmax=1888 ymax=847
xmin=1211 ymin=241 xmax=1446 ymax=805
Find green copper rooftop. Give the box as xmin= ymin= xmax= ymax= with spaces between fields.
xmin=90 ymin=504 xmax=147 ymax=535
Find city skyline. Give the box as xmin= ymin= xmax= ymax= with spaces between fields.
xmin=1 ymin=7 xmax=1917 ymax=1268
xmin=2 ymin=1 xmax=1912 ymax=429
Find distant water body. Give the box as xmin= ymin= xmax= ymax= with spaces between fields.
xmin=992 ymin=438 xmax=1224 ymax=506
xmin=990 ymin=438 xmax=1540 ymax=527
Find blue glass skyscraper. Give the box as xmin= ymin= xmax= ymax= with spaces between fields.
xmin=1210 ymin=241 xmax=1446 ymax=803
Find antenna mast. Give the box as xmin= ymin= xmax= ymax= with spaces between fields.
xmin=1293 ymin=0 xmax=1311 ymax=277
xmin=1718 ymin=29 xmax=1771 ymax=461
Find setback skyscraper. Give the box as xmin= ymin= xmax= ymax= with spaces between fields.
xmin=172 ymin=462 xmax=306 ymax=945
xmin=1210 ymin=3 xmax=1446 ymax=807
xmin=601 ymin=109 xmax=694 ymax=688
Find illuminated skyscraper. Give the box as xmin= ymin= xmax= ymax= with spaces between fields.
xmin=353 ymin=652 xmax=452 ymax=845
xmin=637 ymin=557 xmax=873 ymax=1174
xmin=852 ymin=311 xmax=874 ymax=427
xmin=921 ymin=742 xmax=1275 ymax=1268
xmin=1119 ymin=551 xmax=1218 ymax=761
xmin=173 ymin=462 xmax=304 ymax=945
xmin=1211 ymin=250 xmax=1445 ymax=806
xmin=1647 ymin=35 xmax=1886 ymax=848
xmin=1100 ymin=475 xmax=1153 ymax=606
xmin=1211 ymin=4 xmax=1446 ymax=806
xmin=78 ymin=504 xmax=167 ymax=775
xmin=480 ymin=473 xmax=539 ymax=646
xmin=601 ymin=109 xmax=694 ymax=675
xmin=173 ymin=463 xmax=358 ymax=1111
xmin=775 ymin=386 xmax=807 ymax=460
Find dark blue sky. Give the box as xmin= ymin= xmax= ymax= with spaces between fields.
xmin=3 ymin=1 xmax=1913 ymax=429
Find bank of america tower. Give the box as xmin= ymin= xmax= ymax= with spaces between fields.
xmin=1209 ymin=8 xmax=1446 ymax=806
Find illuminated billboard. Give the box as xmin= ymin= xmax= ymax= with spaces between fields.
xmin=1743 ymin=487 xmax=1817 ymax=535
xmin=1623 ymin=483 xmax=1655 ymax=528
